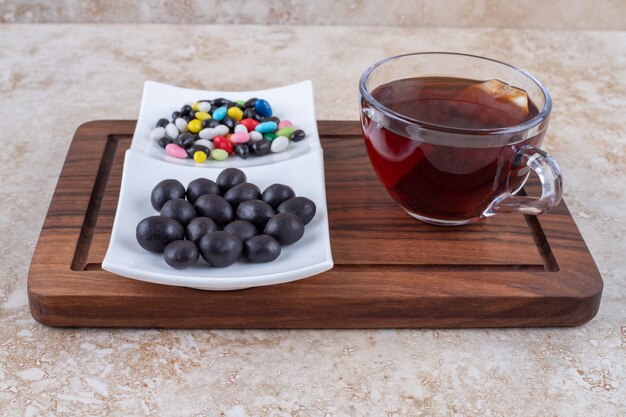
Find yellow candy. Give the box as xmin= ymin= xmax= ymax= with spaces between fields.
xmin=193 ymin=151 xmax=207 ymax=163
xmin=227 ymin=106 xmax=243 ymax=122
xmin=195 ymin=111 xmax=211 ymax=121
xmin=188 ymin=119 xmax=203 ymax=133
xmin=192 ymin=102 xmax=200 ymax=111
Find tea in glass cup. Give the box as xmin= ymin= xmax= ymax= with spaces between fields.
xmin=359 ymin=53 xmax=562 ymax=226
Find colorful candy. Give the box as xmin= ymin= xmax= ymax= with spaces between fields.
xmin=165 ymin=123 xmax=179 ymax=139
xmin=151 ymin=97 xmax=307 ymax=162
xmin=187 ymin=119 xmax=203 ymax=133
xmin=276 ymin=127 xmax=295 ymax=137
xmin=199 ymin=128 xmax=216 ymax=140
xmin=193 ymin=151 xmax=207 ymax=163
xmin=249 ymin=131 xmax=263 ymax=142
xmin=254 ymin=99 xmax=272 ymax=118
xmin=270 ymin=136 xmax=289 ymax=153
xmin=213 ymin=136 xmax=234 ymax=154
xmin=214 ymin=124 xmax=230 ymax=136
xmin=150 ymin=127 xmax=165 ymax=141
xmin=194 ymin=139 xmax=214 ymax=150
xmin=212 ymin=106 xmax=227 ymax=121
xmin=210 ymin=148 xmax=229 ymax=161
xmin=277 ymin=120 xmax=293 ymax=129
xmin=227 ymin=106 xmax=244 ymax=121
xmin=230 ymin=132 xmax=250 ymax=144
xmin=234 ymin=124 xmax=248 ymax=134
xmin=195 ymin=111 xmax=212 ymax=121
xmin=290 ymin=129 xmax=306 ymax=142
xmin=175 ymin=118 xmax=188 ymax=132
xmin=165 ymin=143 xmax=188 ymax=159
xmin=197 ymin=102 xmax=212 ymax=112
xmin=239 ymin=118 xmax=259 ymax=132
xmin=255 ymin=121 xmax=278 ymax=133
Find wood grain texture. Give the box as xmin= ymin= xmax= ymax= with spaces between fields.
xmin=27 ymin=120 xmax=603 ymax=328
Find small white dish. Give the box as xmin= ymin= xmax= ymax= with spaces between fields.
xmin=103 ymin=148 xmax=333 ymax=291
xmin=131 ymin=80 xmax=320 ymax=167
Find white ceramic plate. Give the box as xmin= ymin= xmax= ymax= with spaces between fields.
xmin=102 ymin=149 xmax=333 ymax=290
xmin=131 ymin=80 xmax=321 ymax=167
xmin=104 ymin=80 xmax=333 ymax=290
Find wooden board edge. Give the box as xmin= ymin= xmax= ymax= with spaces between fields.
xmin=26 ymin=282 xmax=603 ymax=329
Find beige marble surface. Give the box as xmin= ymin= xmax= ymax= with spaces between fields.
xmin=0 ymin=24 xmax=625 ymax=416
xmin=1 ymin=0 xmax=626 ymax=29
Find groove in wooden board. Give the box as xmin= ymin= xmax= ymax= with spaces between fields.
xmin=86 ymin=136 xmax=131 ymax=264
xmin=71 ymin=135 xmax=119 ymax=271
xmin=524 ymin=214 xmax=559 ymax=272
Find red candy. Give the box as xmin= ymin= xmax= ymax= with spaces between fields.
xmin=214 ymin=135 xmax=234 ymax=154
xmin=240 ymin=118 xmax=260 ymax=132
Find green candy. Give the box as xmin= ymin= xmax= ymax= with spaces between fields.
xmin=276 ymin=127 xmax=296 ymax=138
xmin=236 ymin=99 xmax=245 ymax=106
xmin=210 ymin=149 xmax=228 ymax=161
xmin=263 ymin=133 xmax=277 ymax=141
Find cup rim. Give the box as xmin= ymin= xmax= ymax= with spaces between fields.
xmin=359 ymin=52 xmax=552 ymax=136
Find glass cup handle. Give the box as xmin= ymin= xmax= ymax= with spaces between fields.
xmin=488 ymin=145 xmax=563 ymax=216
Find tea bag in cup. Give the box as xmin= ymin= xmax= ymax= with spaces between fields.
xmin=454 ymin=79 xmax=529 ymax=127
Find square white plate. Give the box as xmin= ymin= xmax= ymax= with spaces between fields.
xmin=131 ymin=80 xmax=321 ymax=167
xmin=102 ymin=148 xmax=333 ymax=290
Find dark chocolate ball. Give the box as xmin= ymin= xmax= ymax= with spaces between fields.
xmin=198 ymin=231 xmax=243 ymax=267
xmin=186 ymin=217 xmax=218 ymax=244
xmin=264 ymin=213 xmax=305 ymax=245
xmin=150 ymin=179 xmax=185 ymax=211
xmin=160 ymin=198 xmax=196 ymax=227
xmin=194 ymin=194 xmax=234 ymax=226
xmin=277 ymin=197 xmax=316 ymax=225
xmin=236 ymin=199 xmax=275 ymax=229
xmin=163 ymin=240 xmax=199 ymax=269
xmin=136 ymin=216 xmax=185 ymax=253
xmin=244 ymin=235 xmax=281 ymax=263
xmin=186 ymin=178 xmax=220 ymax=204
xmin=216 ymin=168 xmax=247 ymax=194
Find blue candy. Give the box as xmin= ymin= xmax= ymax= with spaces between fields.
xmin=212 ymin=106 xmax=227 ymax=121
xmin=255 ymin=121 xmax=278 ymax=133
xmin=254 ymin=99 xmax=272 ymax=118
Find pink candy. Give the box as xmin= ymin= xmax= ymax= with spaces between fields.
xmin=277 ymin=120 xmax=293 ymax=129
xmin=165 ymin=143 xmax=188 ymax=159
xmin=230 ymin=132 xmax=250 ymax=144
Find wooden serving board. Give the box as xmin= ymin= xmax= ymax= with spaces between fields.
xmin=27 ymin=121 xmax=603 ymax=328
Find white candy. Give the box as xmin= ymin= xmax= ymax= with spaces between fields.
xmin=214 ymin=124 xmax=230 ymax=136
xmin=195 ymin=139 xmax=215 ymax=150
xmin=270 ymin=136 xmax=289 ymax=153
xmin=199 ymin=128 xmax=217 ymax=140
xmin=197 ymin=101 xmax=212 ymax=112
xmin=175 ymin=117 xmax=188 ymax=133
xmin=249 ymin=131 xmax=263 ymax=142
xmin=165 ymin=123 xmax=179 ymax=140
xmin=234 ymin=124 xmax=248 ymax=133
xmin=150 ymin=127 xmax=165 ymax=141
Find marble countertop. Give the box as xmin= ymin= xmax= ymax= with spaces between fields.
xmin=1 ymin=24 xmax=624 ymax=416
